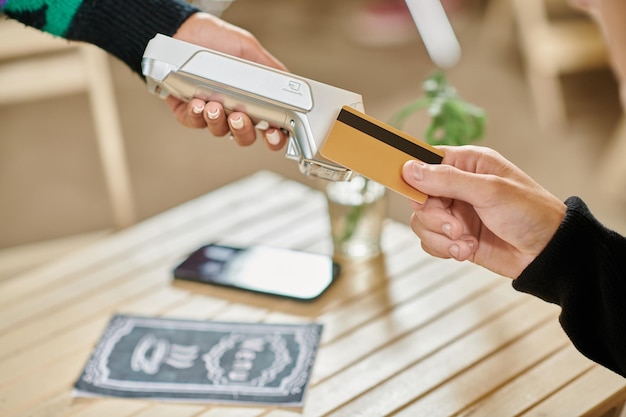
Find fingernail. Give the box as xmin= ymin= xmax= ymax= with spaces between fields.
xmin=449 ymin=244 xmax=460 ymax=259
xmin=442 ymin=223 xmax=452 ymax=237
xmin=266 ymin=129 xmax=280 ymax=145
xmin=230 ymin=116 xmax=244 ymax=130
xmin=192 ymin=104 xmax=204 ymax=114
xmin=255 ymin=120 xmax=270 ymax=130
xmin=207 ymin=108 xmax=220 ymax=120
xmin=411 ymin=161 xmax=425 ymax=180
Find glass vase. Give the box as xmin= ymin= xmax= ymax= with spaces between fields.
xmin=325 ymin=176 xmax=386 ymax=261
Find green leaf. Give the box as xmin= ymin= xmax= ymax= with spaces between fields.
xmin=388 ymin=70 xmax=487 ymax=146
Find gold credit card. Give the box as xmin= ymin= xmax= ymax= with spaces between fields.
xmin=320 ymin=106 xmax=444 ymax=203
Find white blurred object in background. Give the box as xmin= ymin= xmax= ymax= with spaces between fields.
xmin=405 ymin=0 xmax=461 ymax=68
xmin=188 ymin=0 xmax=235 ymax=16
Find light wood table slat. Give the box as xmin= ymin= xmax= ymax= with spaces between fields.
xmin=195 ymin=407 xmax=266 ymax=417
xmin=68 ymin=400 xmax=151 ymax=417
xmin=298 ymin=287 xmax=551 ymax=417
xmin=1 ymin=171 xmax=623 ymax=417
xmin=522 ymin=365 xmax=626 ymax=417
xmin=388 ymin=319 xmax=568 ymax=417
xmin=456 ymin=344 xmax=599 ymax=417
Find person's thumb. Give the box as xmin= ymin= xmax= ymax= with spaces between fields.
xmin=402 ymin=160 xmax=485 ymax=204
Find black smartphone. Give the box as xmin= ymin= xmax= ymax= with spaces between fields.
xmin=173 ymin=243 xmax=340 ymax=301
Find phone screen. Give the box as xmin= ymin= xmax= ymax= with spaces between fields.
xmin=173 ymin=244 xmax=339 ymax=300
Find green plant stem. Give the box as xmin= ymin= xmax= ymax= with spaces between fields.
xmin=338 ymin=175 xmax=372 ymax=242
xmin=340 ymin=199 xmax=366 ymax=242
xmin=387 ymin=97 xmax=431 ymax=130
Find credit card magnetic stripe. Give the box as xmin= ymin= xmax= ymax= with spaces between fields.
xmin=320 ymin=106 xmax=444 ymax=204
xmin=335 ymin=108 xmax=443 ymax=164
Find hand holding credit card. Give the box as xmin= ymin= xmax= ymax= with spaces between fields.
xmin=320 ymin=106 xmax=444 ymax=203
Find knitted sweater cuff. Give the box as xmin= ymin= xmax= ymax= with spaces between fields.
xmin=66 ymin=0 xmax=200 ymax=77
xmin=512 ymin=196 xmax=590 ymax=304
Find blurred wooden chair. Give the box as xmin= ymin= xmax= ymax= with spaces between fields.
xmin=0 ymin=19 xmax=136 ymax=229
xmin=509 ymin=0 xmax=610 ymax=131
xmin=598 ymin=115 xmax=626 ymax=201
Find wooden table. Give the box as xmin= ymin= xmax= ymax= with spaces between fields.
xmin=2 ymin=171 xmax=626 ymax=417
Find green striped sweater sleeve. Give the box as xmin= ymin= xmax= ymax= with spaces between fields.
xmin=1 ymin=0 xmax=199 ymax=76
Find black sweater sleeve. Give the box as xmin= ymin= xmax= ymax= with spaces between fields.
xmin=513 ymin=196 xmax=626 ymax=377
xmin=66 ymin=0 xmax=199 ymax=77
xmin=3 ymin=0 xmax=199 ymax=77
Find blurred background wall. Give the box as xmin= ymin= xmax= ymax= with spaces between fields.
xmin=1 ymin=0 xmax=624 ymax=273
